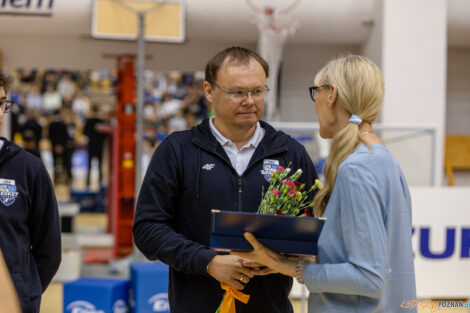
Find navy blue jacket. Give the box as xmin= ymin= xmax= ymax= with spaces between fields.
xmin=133 ymin=119 xmax=318 ymax=313
xmin=0 ymin=138 xmax=61 ymax=313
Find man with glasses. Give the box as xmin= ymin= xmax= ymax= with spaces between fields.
xmin=134 ymin=46 xmax=318 ymax=313
xmin=0 ymin=71 xmax=61 ymax=313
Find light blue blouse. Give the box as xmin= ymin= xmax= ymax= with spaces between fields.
xmin=304 ymin=144 xmax=417 ymax=313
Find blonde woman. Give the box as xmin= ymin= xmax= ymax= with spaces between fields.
xmin=233 ymin=55 xmax=417 ymax=312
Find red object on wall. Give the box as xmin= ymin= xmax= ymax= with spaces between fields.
xmin=107 ymin=54 xmax=137 ymax=258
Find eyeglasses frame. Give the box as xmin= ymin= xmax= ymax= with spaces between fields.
xmin=0 ymin=100 xmax=14 ymax=113
xmin=211 ymin=81 xmax=270 ymax=102
xmin=309 ymin=84 xmax=331 ymax=103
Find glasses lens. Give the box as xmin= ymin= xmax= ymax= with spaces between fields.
xmin=230 ymin=88 xmax=268 ymax=101
xmin=2 ymin=101 xmax=12 ymax=113
xmin=309 ymin=87 xmax=317 ymax=102
xmin=229 ymin=91 xmax=245 ymax=101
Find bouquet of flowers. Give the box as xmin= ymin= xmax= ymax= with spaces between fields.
xmin=214 ymin=165 xmax=322 ymax=313
xmin=257 ymin=164 xmax=322 ymax=217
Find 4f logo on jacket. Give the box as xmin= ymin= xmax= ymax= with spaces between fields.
xmin=202 ymin=164 xmax=215 ymax=171
xmin=260 ymin=159 xmax=280 ymax=182
xmin=0 ymin=178 xmax=19 ymax=206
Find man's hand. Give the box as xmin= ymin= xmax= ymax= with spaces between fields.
xmin=231 ymin=233 xmax=297 ymax=278
xmin=241 ymin=260 xmax=278 ymax=276
xmin=206 ymin=255 xmax=255 ymax=290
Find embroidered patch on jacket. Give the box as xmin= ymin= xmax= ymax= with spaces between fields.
xmin=260 ymin=159 xmax=280 ymax=182
xmin=202 ymin=163 xmax=215 ymax=171
xmin=0 ymin=178 xmax=19 ymax=206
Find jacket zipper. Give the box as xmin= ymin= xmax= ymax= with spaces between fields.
xmin=238 ymin=176 xmax=243 ymax=211
xmin=195 ymin=144 xmax=288 ymax=211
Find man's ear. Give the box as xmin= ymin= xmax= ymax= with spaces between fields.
xmin=203 ymin=81 xmax=213 ymax=103
xmin=327 ymin=85 xmax=338 ymax=107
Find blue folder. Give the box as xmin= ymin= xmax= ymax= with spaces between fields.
xmin=210 ymin=210 xmax=326 ymax=256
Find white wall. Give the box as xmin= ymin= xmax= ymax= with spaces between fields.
xmin=279 ymin=44 xmax=359 ymax=122
xmin=362 ymin=0 xmax=383 ymax=68
xmin=381 ymin=0 xmax=447 ymax=186
xmin=447 ymin=48 xmax=470 ymax=135
xmin=1 ymin=33 xmax=250 ymax=72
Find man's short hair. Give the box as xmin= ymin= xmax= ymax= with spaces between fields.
xmin=204 ymin=46 xmax=269 ymax=83
xmin=0 ymin=71 xmax=12 ymax=91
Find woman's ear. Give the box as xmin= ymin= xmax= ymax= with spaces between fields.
xmin=327 ymin=85 xmax=338 ymax=106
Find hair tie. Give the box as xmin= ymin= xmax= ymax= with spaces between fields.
xmin=349 ymin=115 xmax=362 ymax=125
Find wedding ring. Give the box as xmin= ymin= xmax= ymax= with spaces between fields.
xmin=240 ymin=275 xmax=244 ymax=283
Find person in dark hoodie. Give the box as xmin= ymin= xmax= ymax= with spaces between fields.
xmin=133 ymin=47 xmax=319 ymax=313
xmin=0 ymin=71 xmax=61 ymax=313
xmin=84 ymin=104 xmax=106 ymax=187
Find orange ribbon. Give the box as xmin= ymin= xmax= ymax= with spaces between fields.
xmin=218 ymin=283 xmax=250 ymax=313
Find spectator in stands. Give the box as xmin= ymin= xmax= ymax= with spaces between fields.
xmin=42 ymin=84 xmax=62 ymax=115
xmin=26 ymin=84 xmax=42 ymax=111
xmin=71 ymin=89 xmax=90 ymax=122
xmin=57 ymin=72 xmax=76 ymax=102
xmin=84 ymin=104 xmax=106 ymax=187
xmin=48 ymin=108 xmax=72 ymax=184
xmin=21 ymin=110 xmax=42 ymax=159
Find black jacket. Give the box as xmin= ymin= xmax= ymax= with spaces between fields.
xmin=133 ymin=119 xmax=318 ymax=313
xmin=0 ymin=138 xmax=61 ymax=313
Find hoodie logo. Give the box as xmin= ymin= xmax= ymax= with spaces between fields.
xmin=0 ymin=178 xmax=19 ymax=207
xmin=260 ymin=159 xmax=280 ymax=182
xmin=202 ymin=164 xmax=215 ymax=171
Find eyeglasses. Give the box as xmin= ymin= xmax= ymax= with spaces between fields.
xmin=212 ymin=82 xmax=269 ymax=102
xmin=309 ymin=85 xmax=330 ymax=103
xmin=0 ymin=100 xmax=14 ymax=113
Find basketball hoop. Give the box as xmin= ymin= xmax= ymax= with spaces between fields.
xmin=246 ymin=0 xmax=301 ymax=122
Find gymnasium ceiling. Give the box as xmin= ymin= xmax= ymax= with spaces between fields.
xmin=0 ymin=0 xmax=469 ymax=47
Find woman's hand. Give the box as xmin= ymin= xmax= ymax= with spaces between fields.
xmin=231 ymin=232 xmax=297 ymax=278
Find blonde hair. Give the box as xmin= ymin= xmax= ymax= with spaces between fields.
xmin=313 ymin=55 xmax=384 ymax=217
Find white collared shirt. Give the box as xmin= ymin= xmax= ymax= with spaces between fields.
xmin=209 ymin=117 xmax=265 ymax=176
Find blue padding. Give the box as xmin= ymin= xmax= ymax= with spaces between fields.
xmin=131 ymin=262 xmax=170 ymax=313
xmin=63 ymin=278 xmax=129 ymax=313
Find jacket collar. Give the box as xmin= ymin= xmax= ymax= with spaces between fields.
xmin=192 ymin=119 xmax=289 ymax=158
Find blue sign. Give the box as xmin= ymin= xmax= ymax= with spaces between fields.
xmin=412 ymin=227 xmax=470 ymax=259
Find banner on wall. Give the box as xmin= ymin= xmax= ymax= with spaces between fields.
xmin=0 ymin=0 xmax=54 ymax=17
xmin=411 ymin=187 xmax=470 ymax=298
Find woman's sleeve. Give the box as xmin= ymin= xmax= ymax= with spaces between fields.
xmin=302 ymin=164 xmax=389 ymax=298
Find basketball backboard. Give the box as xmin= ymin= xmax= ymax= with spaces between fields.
xmin=91 ymin=0 xmax=185 ymax=43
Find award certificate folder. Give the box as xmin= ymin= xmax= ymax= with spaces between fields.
xmin=210 ymin=210 xmax=326 ymax=255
